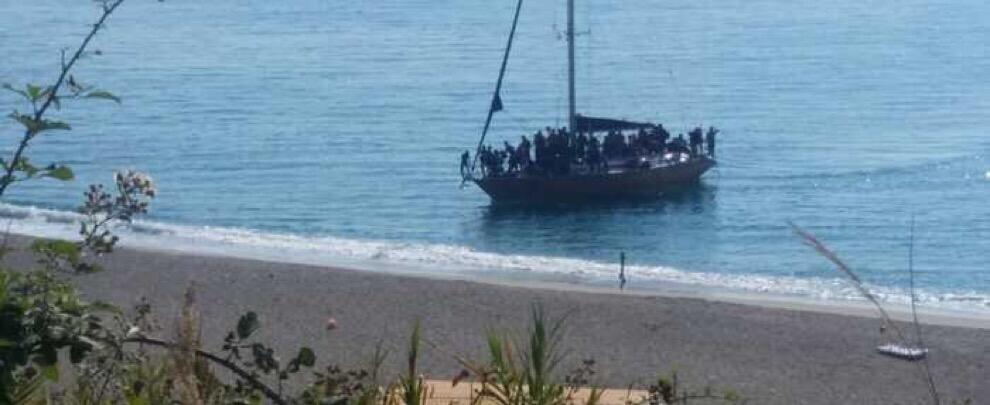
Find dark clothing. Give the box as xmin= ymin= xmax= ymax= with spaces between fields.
xmin=534 ymin=133 xmax=547 ymax=172
xmin=504 ymin=142 xmax=518 ymax=173
xmin=585 ymin=136 xmax=600 ymax=172
xmin=688 ymin=127 xmax=703 ymax=157
xmin=656 ymin=125 xmax=670 ymax=154
xmin=519 ymin=137 xmax=532 ymax=167
xmin=459 ymin=151 xmax=470 ymax=177
xmin=669 ymin=135 xmax=689 ymax=154
xmin=467 ymin=121 xmax=714 ymax=180
xmin=705 ymin=127 xmax=718 ymax=158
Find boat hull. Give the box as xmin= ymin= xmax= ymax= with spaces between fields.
xmin=474 ymin=156 xmax=715 ymax=203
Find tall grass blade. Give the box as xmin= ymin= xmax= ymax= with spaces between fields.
xmin=399 ymin=320 xmax=427 ymax=405
xmin=907 ymin=216 xmax=941 ymax=405
xmin=792 ymin=220 xmax=943 ymax=405
xmin=172 ymin=285 xmax=204 ymax=405
xmin=789 ymin=222 xmax=906 ymax=341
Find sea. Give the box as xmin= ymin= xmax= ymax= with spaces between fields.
xmin=1 ymin=0 xmax=987 ymax=314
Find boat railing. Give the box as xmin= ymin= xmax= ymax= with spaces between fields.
xmin=474 ymin=151 xmax=704 ymax=180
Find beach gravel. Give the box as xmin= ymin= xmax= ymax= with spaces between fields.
xmin=3 ymin=235 xmax=987 ymax=404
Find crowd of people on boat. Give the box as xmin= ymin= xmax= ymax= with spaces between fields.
xmin=460 ymin=124 xmax=718 ymax=178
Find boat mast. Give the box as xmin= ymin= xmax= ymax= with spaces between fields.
xmin=467 ymin=0 xmax=524 ymax=178
xmin=566 ymin=0 xmax=577 ymax=131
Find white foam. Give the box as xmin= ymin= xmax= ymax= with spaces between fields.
xmin=2 ymin=202 xmax=988 ymax=315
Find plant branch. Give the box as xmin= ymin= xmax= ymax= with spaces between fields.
xmin=0 ymin=0 xmax=125 ymax=198
xmin=120 ymin=336 xmax=289 ymax=405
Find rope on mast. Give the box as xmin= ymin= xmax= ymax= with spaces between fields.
xmin=467 ymin=0 xmax=524 ymax=181
xmin=566 ymin=0 xmax=576 ymax=132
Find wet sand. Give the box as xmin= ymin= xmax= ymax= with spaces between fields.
xmin=4 ymin=234 xmax=987 ymax=404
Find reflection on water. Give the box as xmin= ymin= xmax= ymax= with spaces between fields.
xmin=471 ymin=184 xmax=720 ymax=267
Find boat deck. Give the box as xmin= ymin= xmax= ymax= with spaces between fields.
xmin=474 ymin=155 xmax=715 ymax=203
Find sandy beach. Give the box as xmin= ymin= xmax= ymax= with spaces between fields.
xmin=4 ymin=234 xmax=987 ymax=404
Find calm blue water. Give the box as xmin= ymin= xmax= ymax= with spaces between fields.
xmin=1 ymin=0 xmax=988 ymax=311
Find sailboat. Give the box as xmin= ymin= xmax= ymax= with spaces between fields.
xmin=462 ymin=0 xmax=717 ymax=203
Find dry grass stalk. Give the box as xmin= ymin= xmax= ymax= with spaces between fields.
xmin=790 ymin=221 xmax=945 ymax=405
xmin=788 ymin=221 xmax=907 ymax=342
xmin=172 ymin=285 xmax=204 ymax=405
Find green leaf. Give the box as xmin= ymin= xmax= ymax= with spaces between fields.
xmin=67 ymin=75 xmax=84 ymax=92
xmin=38 ymin=119 xmax=71 ymax=132
xmin=42 ymin=165 xmax=74 ymax=181
xmin=41 ymin=364 xmax=59 ymax=381
xmin=2 ymin=83 xmax=28 ymax=99
xmin=85 ymin=90 xmax=121 ymax=104
xmin=7 ymin=112 xmax=70 ymax=134
xmin=236 ymin=311 xmax=260 ymax=339
xmin=89 ymin=300 xmax=122 ymax=314
xmin=8 ymin=112 xmax=39 ymax=133
xmin=13 ymin=158 xmax=40 ymax=177
xmin=125 ymin=396 xmax=150 ymax=405
xmin=295 ymin=347 xmax=316 ymax=368
xmin=26 ymin=84 xmax=42 ymax=101
xmin=31 ymin=239 xmax=81 ymax=262
xmin=0 ymin=273 xmax=10 ymax=304
xmin=33 ymin=344 xmax=58 ymax=367
xmin=70 ymin=343 xmax=88 ymax=363
xmin=75 ymin=262 xmax=104 ymax=273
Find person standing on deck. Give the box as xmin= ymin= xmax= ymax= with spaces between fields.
xmin=689 ymin=126 xmax=703 ymax=156
xmin=518 ymin=135 xmax=532 ymax=169
xmin=478 ymin=148 xmax=488 ymax=177
xmin=504 ymin=141 xmax=518 ymax=173
xmin=459 ymin=150 xmax=470 ymax=178
xmin=534 ymin=131 xmax=547 ymax=173
xmin=575 ymin=133 xmax=587 ymax=164
xmin=545 ymin=130 xmax=557 ymax=174
xmin=588 ymin=135 xmax=602 ymax=173
xmin=636 ymin=128 xmax=651 ymax=155
xmin=494 ymin=148 xmax=506 ymax=175
xmin=671 ymin=134 xmax=688 ymax=154
xmin=706 ymin=126 xmax=718 ymax=159
xmin=656 ymin=124 xmax=670 ymax=155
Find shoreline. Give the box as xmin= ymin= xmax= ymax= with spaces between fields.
xmin=107 ymin=235 xmax=990 ymax=330
xmin=3 ymin=233 xmax=989 ymax=404
xmin=5 ymin=209 xmax=989 ymax=321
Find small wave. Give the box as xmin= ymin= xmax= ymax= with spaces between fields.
xmin=1 ymin=202 xmax=988 ymax=314
xmin=750 ymin=154 xmax=986 ymax=183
